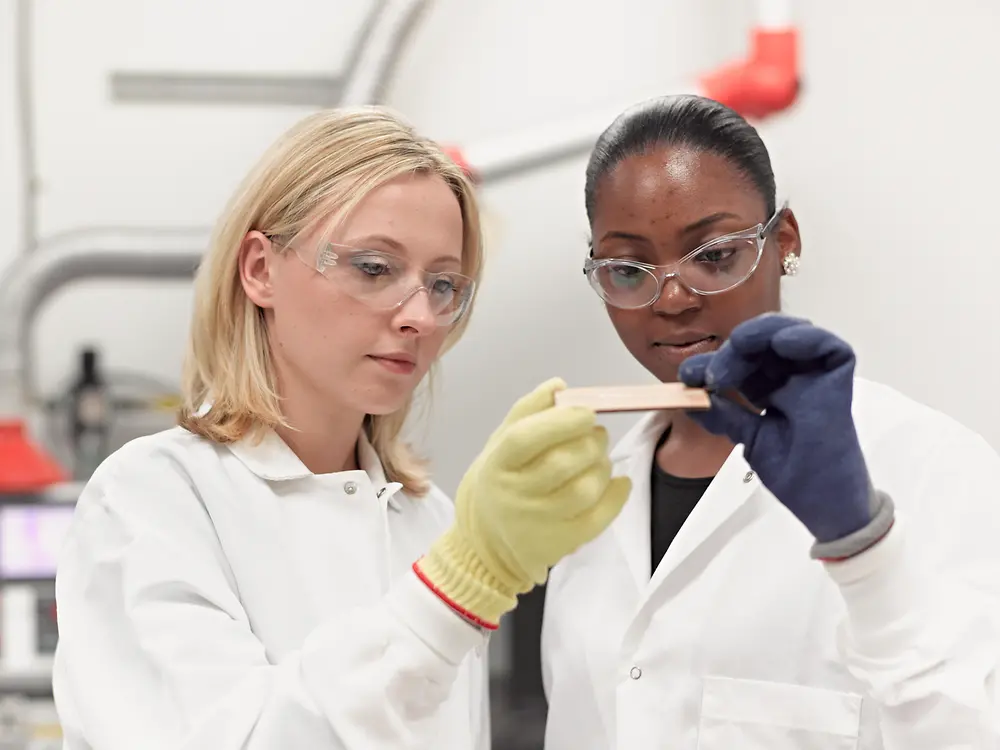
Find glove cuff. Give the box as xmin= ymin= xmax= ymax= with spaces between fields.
xmin=415 ymin=529 xmax=521 ymax=629
xmin=810 ymin=488 xmax=896 ymax=561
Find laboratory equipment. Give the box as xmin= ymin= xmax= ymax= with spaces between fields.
xmin=67 ymin=348 xmax=110 ymax=481
xmin=0 ymin=489 xmax=76 ymax=747
xmin=0 ymin=236 xmax=203 ymax=491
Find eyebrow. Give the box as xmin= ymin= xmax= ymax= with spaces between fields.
xmin=597 ymin=212 xmax=744 ymax=246
xmin=681 ymin=212 xmax=743 ymax=234
xmin=346 ymin=234 xmax=462 ymax=268
xmin=346 ymin=234 xmax=406 ymax=252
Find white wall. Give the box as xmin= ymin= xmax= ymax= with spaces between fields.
xmin=1 ymin=0 xmax=999 ymax=504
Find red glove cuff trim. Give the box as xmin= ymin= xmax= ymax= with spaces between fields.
xmin=412 ymin=560 xmax=500 ymax=631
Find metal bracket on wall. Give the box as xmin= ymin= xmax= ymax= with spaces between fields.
xmin=108 ymin=72 xmax=345 ymax=108
xmin=106 ymin=0 xmax=431 ymax=107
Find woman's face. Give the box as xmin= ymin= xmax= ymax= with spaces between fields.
xmin=589 ymin=145 xmax=801 ymax=384
xmin=240 ymin=171 xmax=466 ymax=419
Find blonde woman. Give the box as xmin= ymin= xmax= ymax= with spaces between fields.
xmin=51 ymin=107 xmax=629 ymax=750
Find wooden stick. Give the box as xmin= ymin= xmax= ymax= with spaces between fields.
xmin=554 ymin=383 xmax=711 ymax=413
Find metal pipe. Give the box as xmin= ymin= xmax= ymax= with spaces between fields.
xmin=1 ymin=0 xmax=432 ymax=420
xmin=15 ymin=0 xmax=38 ymax=257
xmin=0 ymin=233 xmax=206 ymax=416
xmin=109 ymin=72 xmax=345 ymax=108
xmin=460 ymin=0 xmax=798 ymax=185
xmin=757 ymin=0 xmax=793 ymax=29
xmin=337 ymin=0 xmax=391 ymax=101
xmin=106 ymin=0 xmax=433 ymax=109
xmin=33 ymin=225 xmax=211 ymax=251
xmin=464 ymin=90 xmax=699 ymax=186
xmin=338 ymin=0 xmax=433 ymax=106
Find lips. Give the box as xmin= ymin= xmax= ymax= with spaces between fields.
xmin=651 ymin=335 xmax=719 ymax=365
xmin=654 ymin=334 xmax=717 ymax=349
xmin=370 ymin=353 xmax=416 ymax=365
xmin=368 ymin=354 xmax=417 ymax=375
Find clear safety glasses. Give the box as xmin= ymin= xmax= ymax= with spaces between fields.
xmin=283 ymin=240 xmax=476 ymax=326
xmin=583 ymin=204 xmax=787 ymax=309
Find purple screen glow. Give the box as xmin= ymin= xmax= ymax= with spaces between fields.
xmin=0 ymin=505 xmax=76 ymax=579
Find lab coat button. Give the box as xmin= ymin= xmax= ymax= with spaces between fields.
xmin=344 ymin=481 xmax=358 ymax=495
xmin=629 ymin=666 xmax=641 ymax=680
xmin=743 ymin=471 xmax=755 ymax=483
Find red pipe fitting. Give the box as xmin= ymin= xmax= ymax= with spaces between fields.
xmin=699 ymin=28 xmax=800 ymax=119
xmin=441 ymin=145 xmax=479 ymax=184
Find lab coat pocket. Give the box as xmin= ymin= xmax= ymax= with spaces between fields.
xmin=697 ymin=676 xmax=862 ymax=750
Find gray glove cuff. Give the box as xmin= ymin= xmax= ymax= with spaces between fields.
xmin=809 ymin=487 xmax=896 ymax=561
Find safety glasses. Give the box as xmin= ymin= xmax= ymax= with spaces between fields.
xmin=274 ymin=238 xmax=476 ymax=326
xmin=584 ymin=204 xmax=786 ymax=309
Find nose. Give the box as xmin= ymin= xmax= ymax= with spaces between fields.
xmin=651 ymin=273 xmax=701 ymax=316
xmin=392 ymin=287 xmax=438 ymax=335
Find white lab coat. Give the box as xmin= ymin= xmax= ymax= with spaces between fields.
xmin=52 ymin=426 xmax=490 ymax=750
xmin=542 ymin=377 xmax=1000 ymax=749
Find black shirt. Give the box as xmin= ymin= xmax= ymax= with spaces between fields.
xmin=650 ymin=428 xmax=715 ymax=575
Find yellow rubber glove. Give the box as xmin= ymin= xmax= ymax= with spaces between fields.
xmin=414 ymin=378 xmax=631 ymax=628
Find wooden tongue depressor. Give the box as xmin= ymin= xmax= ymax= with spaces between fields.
xmin=554 ymin=383 xmax=711 ymax=413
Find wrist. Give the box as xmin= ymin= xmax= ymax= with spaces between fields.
xmin=415 ymin=528 xmax=520 ymax=629
xmin=821 ymin=521 xmax=930 ymax=660
xmin=377 ymin=570 xmax=490 ymax=666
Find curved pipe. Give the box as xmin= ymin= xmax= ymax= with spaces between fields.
xmin=444 ymin=0 xmax=799 ymax=186
xmin=338 ymin=0 xmax=433 ymax=105
xmin=455 ymin=102 xmax=699 ymax=185
xmin=0 ymin=0 xmax=433 ymax=418
xmin=0 ymin=236 xmax=205 ymax=416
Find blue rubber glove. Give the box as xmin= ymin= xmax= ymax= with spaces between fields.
xmin=679 ymin=313 xmax=875 ymax=545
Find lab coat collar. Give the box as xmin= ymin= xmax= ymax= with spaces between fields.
xmin=608 ymin=410 xmax=761 ymax=602
xmin=609 ymin=411 xmax=670 ymax=588
xmin=226 ymin=428 xmax=404 ymax=511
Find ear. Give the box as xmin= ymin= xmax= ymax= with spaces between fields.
xmin=774 ymin=208 xmax=803 ymax=273
xmin=238 ymin=230 xmax=276 ymax=309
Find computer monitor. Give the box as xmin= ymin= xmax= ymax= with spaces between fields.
xmin=0 ymin=504 xmax=76 ymax=582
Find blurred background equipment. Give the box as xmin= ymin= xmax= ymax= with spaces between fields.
xmin=66 ymin=347 xmax=109 ymax=482
xmin=65 ymin=347 xmax=107 ymax=481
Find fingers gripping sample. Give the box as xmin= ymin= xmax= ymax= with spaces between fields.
xmin=554 ymin=383 xmax=711 ymax=413
xmin=415 ymin=377 xmax=632 ymax=628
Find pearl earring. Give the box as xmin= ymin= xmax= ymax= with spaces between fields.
xmin=782 ymin=253 xmax=800 ymax=276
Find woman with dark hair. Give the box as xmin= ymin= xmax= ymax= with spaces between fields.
xmin=540 ymin=94 xmax=1000 ymax=749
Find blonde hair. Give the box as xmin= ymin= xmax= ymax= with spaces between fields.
xmin=178 ymin=106 xmax=484 ymax=496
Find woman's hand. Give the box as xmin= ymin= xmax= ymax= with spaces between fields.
xmin=416 ymin=378 xmax=631 ymax=628
xmin=679 ymin=313 xmax=879 ymax=547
